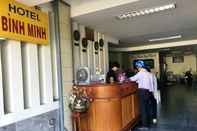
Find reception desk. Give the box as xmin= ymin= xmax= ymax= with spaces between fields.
xmin=74 ymin=82 xmax=139 ymax=131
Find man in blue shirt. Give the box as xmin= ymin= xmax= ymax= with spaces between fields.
xmin=129 ymin=60 xmax=153 ymax=130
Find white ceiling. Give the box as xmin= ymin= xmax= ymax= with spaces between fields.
xmin=71 ymin=0 xmax=197 ymax=47
xmin=69 ymin=0 xmax=139 ymax=17
xmin=65 ymin=0 xmax=98 ymax=6
xmin=17 ymin=0 xmax=197 ymax=47
xmin=16 ymin=0 xmax=52 ymax=6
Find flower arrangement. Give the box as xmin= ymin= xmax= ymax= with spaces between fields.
xmin=69 ymin=85 xmax=92 ymax=113
xmin=117 ymin=72 xmax=126 ymax=83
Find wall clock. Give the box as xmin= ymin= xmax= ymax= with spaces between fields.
xmin=73 ymin=30 xmax=80 ymax=41
xmin=94 ymin=41 xmax=99 ymax=50
xmin=82 ymin=38 xmax=88 ymax=48
xmin=99 ymin=39 xmax=104 ymax=47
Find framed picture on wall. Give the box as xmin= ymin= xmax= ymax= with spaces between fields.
xmin=172 ymin=56 xmax=184 ymax=63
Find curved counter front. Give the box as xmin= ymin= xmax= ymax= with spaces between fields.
xmin=74 ymin=82 xmax=139 ymax=131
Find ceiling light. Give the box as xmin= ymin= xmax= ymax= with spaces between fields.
xmin=149 ymin=9 xmax=154 ymax=13
xmin=169 ymin=4 xmax=176 ymax=8
xmin=119 ymin=14 xmax=127 ymax=19
xmin=136 ymin=12 xmax=141 ymax=16
xmin=154 ymin=8 xmax=160 ymax=12
xmin=140 ymin=11 xmax=145 ymax=15
xmin=132 ymin=13 xmax=136 ymax=17
xmin=116 ymin=3 xmax=176 ymax=20
xmin=165 ymin=5 xmax=171 ymax=9
xmin=126 ymin=13 xmax=131 ymax=17
xmin=149 ymin=35 xmax=182 ymax=42
xmin=144 ymin=10 xmax=150 ymax=14
xmin=159 ymin=6 xmax=165 ymax=11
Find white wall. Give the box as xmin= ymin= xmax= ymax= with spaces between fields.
xmin=58 ymin=3 xmax=73 ymax=131
xmin=165 ymin=54 xmax=197 ymax=75
xmin=109 ymin=52 xmax=122 ymax=68
xmin=72 ymin=22 xmax=110 ymax=82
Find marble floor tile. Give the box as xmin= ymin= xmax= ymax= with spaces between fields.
xmin=134 ymin=84 xmax=197 ymax=131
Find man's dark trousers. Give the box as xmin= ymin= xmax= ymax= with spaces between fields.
xmin=138 ymin=89 xmax=151 ymax=127
xmin=149 ymin=92 xmax=157 ymax=120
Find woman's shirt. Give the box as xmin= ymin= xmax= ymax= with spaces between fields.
xmin=129 ymin=70 xmax=154 ymax=92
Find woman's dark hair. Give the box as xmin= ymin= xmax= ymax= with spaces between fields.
xmin=110 ymin=62 xmax=120 ymax=68
xmin=145 ymin=66 xmax=151 ymax=72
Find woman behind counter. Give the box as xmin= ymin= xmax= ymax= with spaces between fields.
xmin=106 ymin=62 xmax=120 ymax=83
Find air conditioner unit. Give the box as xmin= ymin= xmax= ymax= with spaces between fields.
xmin=76 ymin=67 xmax=90 ymax=85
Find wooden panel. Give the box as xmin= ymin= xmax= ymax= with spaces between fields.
xmin=0 ymin=44 xmax=4 ymax=116
xmin=2 ymin=40 xmax=24 ymax=113
xmin=133 ymin=93 xmax=140 ymax=117
xmin=121 ymin=95 xmax=134 ymax=127
xmin=38 ymin=45 xmax=53 ymax=104
xmin=76 ymin=83 xmax=139 ymax=131
xmin=89 ymin=99 xmax=122 ymax=131
xmin=79 ymin=113 xmax=90 ymax=131
xmin=92 ymin=85 xmax=121 ymax=98
xmin=22 ymin=43 xmax=40 ymax=108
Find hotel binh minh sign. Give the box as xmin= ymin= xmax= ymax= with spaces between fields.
xmin=0 ymin=0 xmax=49 ymax=45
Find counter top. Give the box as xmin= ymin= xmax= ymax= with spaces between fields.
xmin=78 ymin=82 xmax=138 ymax=99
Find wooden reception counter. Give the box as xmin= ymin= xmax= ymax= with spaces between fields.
xmin=75 ymin=82 xmax=139 ymax=131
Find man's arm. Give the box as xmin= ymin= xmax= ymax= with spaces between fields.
xmin=129 ymin=72 xmax=140 ymax=81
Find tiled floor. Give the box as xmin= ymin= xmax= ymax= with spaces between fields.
xmin=134 ymin=83 xmax=197 ymax=131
